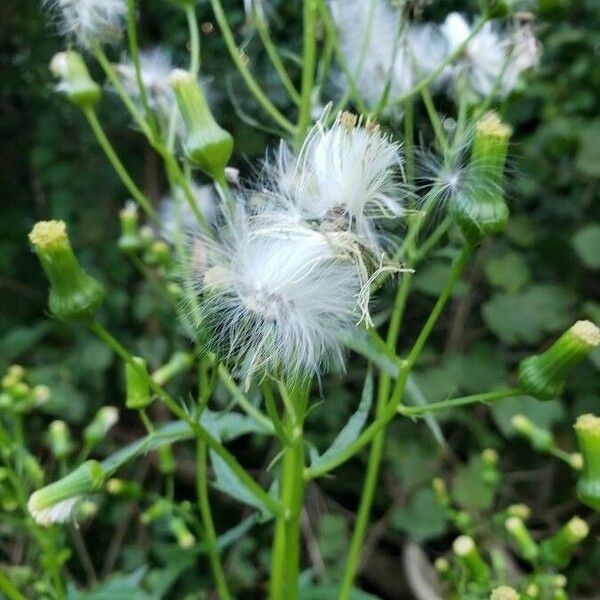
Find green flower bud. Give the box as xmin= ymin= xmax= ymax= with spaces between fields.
xmin=28 ymin=460 xmax=105 ymax=526
xmin=106 ymin=478 xmax=142 ymax=499
xmin=84 ymin=406 xmax=119 ymax=448
xmin=434 ymin=557 xmax=449 ymax=574
xmin=29 ymin=221 xmax=105 ymax=321
xmin=540 ymin=516 xmax=589 ymax=567
xmin=452 ymin=535 xmax=490 ymax=584
xmin=169 ymin=517 xmax=196 ymax=548
xmin=23 ymin=454 xmax=44 ymax=489
xmin=511 ymin=415 xmax=553 ymax=452
xmin=491 ymin=586 xmax=520 ymax=600
xmin=47 ymin=420 xmax=74 ymax=459
xmin=170 ymin=69 xmax=233 ymax=180
xmin=519 ymin=321 xmax=600 ymax=400
xmin=574 ymin=414 xmax=600 ymax=511
xmin=505 ymin=516 xmax=539 ymax=562
xmin=144 ymin=240 xmax=171 ymax=267
xmin=118 ymin=202 xmax=143 ymax=253
xmin=125 ymin=357 xmax=151 ymax=410
xmin=50 ymin=51 xmax=101 ymax=109
xmin=507 ymin=504 xmax=531 ymax=521
xmin=152 ymin=351 xmax=193 ymax=386
xmin=141 ymin=500 xmax=170 ymax=524
xmin=451 ymin=112 xmax=511 ymax=245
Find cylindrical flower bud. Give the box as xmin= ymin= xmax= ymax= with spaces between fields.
xmin=118 ymin=202 xmax=143 ymax=253
xmin=452 ymin=535 xmax=490 ymax=584
xmin=28 ymin=460 xmax=105 ymax=526
xmin=491 ymin=586 xmax=520 ymax=600
xmin=519 ymin=321 xmax=600 ymax=400
xmin=505 ymin=516 xmax=539 ymax=562
xmin=511 ymin=415 xmax=553 ymax=452
xmin=481 ymin=448 xmax=500 ymax=485
xmin=540 ymin=516 xmax=589 ymax=567
xmin=50 ymin=51 xmax=101 ymax=108
xmin=48 ymin=420 xmax=73 ymax=459
xmin=574 ymin=414 xmax=600 ymax=511
xmin=83 ymin=406 xmax=119 ymax=448
xmin=29 ymin=221 xmax=105 ymax=321
xmin=451 ymin=112 xmax=511 ymax=245
xmin=106 ymin=478 xmax=142 ymax=499
xmin=125 ymin=357 xmax=151 ymax=410
xmin=170 ymin=69 xmax=233 ymax=180
xmin=169 ymin=517 xmax=196 ymax=548
xmin=152 ymin=351 xmax=193 ymax=386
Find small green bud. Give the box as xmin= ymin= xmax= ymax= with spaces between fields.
xmin=33 ymin=385 xmax=51 ymax=407
xmin=170 ymin=69 xmax=233 ymax=180
xmin=511 ymin=415 xmax=553 ymax=452
xmin=540 ymin=516 xmax=589 ymax=567
xmin=158 ymin=445 xmax=176 ymax=475
xmin=29 ymin=221 xmax=104 ymax=321
xmin=50 ymin=51 xmax=101 ymax=108
xmin=519 ymin=320 xmax=600 ymax=400
xmin=432 ymin=477 xmax=449 ymax=506
xmin=451 ymin=112 xmax=511 ymax=245
xmin=505 ymin=516 xmax=539 ymax=562
xmin=48 ymin=420 xmax=74 ymax=459
xmin=491 ymin=586 xmax=520 ymax=600
xmin=152 ymin=351 xmax=193 ymax=386
xmin=106 ymin=478 xmax=142 ymax=499
xmin=574 ymin=414 xmax=600 ymax=511
xmin=84 ymin=406 xmax=119 ymax=448
xmin=169 ymin=517 xmax=196 ymax=548
xmin=23 ymin=454 xmax=44 ymax=489
xmin=75 ymin=499 xmax=98 ymax=520
xmin=125 ymin=357 xmax=151 ymax=410
xmin=507 ymin=504 xmax=531 ymax=521
xmin=28 ymin=460 xmax=105 ymax=526
xmin=525 ymin=584 xmax=539 ymax=598
xmin=141 ymin=500 xmax=170 ymax=524
xmin=144 ymin=240 xmax=171 ymax=267
xmin=452 ymin=535 xmax=490 ymax=584
xmin=434 ymin=557 xmax=449 ymax=573
xmin=118 ymin=202 xmax=143 ymax=253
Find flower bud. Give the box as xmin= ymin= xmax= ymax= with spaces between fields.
xmin=505 ymin=516 xmax=538 ymax=562
xmin=141 ymin=500 xmax=170 ymax=524
xmin=169 ymin=517 xmax=196 ymax=548
xmin=29 ymin=221 xmax=104 ymax=321
xmin=23 ymin=454 xmax=44 ymax=489
xmin=144 ymin=240 xmax=171 ymax=267
xmin=50 ymin=51 xmax=101 ymax=109
xmin=170 ymin=69 xmax=233 ymax=180
xmin=28 ymin=460 xmax=105 ymax=526
xmin=491 ymin=586 xmax=520 ymax=600
xmin=452 ymin=535 xmax=490 ymax=584
xmin=511 ymin=415 xmax=553 ymax=451
xmin=451 ymin=112 xmax=511 ymax=245
xmin=152 ymin=351 xmax=193 ymax=386
xmin=540 ymin=516 xmax=589 ymax=567
xmin=125 ymin=357 xmax=151 ymax=410
xmin=84 ymin=406 xmax=119 ymax=448
xmin=574 ymin=414 xmax=600 ymax=511
xmin=118 ymin=202 xmax=143 ymax=253
xmin=519 ymin=321 xmax=600 ymax=400
xmin=48 ymin=420 xmax=73 ymax=459
xmin=106 ymin=478 xmax=142 ymax=499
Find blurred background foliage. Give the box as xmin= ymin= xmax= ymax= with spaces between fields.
xmin=1 ymin=0 xmax=599 ymax=597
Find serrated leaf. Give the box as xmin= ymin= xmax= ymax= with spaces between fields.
xmin=311 ymin=370 xmax=373 ymax=467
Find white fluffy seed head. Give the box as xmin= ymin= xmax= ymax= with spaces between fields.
xmin=28 ymin=493 xmax=80 ymax=526
xmin=183 ymin=210 xmax=362 ymax=386
xmin=45 ymin=0 xmax=127 ymax=49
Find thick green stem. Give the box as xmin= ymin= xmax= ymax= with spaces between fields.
xmin=83 ymin=108 xmax=156 ymax=218
xmin=197 ymin=439 xmax=233 ymax=600
xmin=296 ymin=0 xmax=317 ymax=146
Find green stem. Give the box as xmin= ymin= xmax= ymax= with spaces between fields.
xmin=412 ymin=217 xmax=452 ymax=264
xmin=0 ymin=572 xmax=27 ymax=600
xmin=197 ymin=439 xmax=233 ymax=600
xmin=209 ymin=0 xmax=296 ymax=135
xmin=83 ymin=108 xmax=156 ymax=218
xmin=255 ymin=15 xmax=301 ymax=105
xmin=88 ymin=320 xmax=282 ymax=517
xmin=185 ymin=3 xmax=201 ymax=74
xmin=296 ymin=0 xmax=317 ymax=146
xmin=399 ymin=388 xmax=524 ymax=416
xmin=421 ymin=86 xmax=448 ymax=152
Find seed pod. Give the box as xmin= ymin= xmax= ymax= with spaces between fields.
xmin=540 ymin=516 xmax=589 ymax=567
xmin=29 ymin=221 xmax=104 ymax=321
xmin=50 ymin=51 xmax=101 ymax=108
xmin=170 ymin=69 xmax=233 ymax=180
xmin=573 ymin=414 xmax=600 ymax=511
xmin=519 ymin=320 xmax=600 ymax=400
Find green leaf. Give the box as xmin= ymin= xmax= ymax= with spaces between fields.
xmin=482 ymin=285 xmax=575 ymax=345
xmin=484 ymin=251 xmax=530 ymax=293
xmin=391 ymin=487 xmax=448 ymax=541
xmin=491 ymin=396 xmax=565 ymax=436
xmin=343 ymin=329 xmax=400 ymax=378
xmin=413 ymin=260 xmax=467 ymax=297
xmin=575 ymin=120 xmax=600 ymax=177
xmin=572 ymin=223 xmax=600 ymax=269
xmin=299 ymin=586 xmax=381 ymax=599
xmin=311 ymin=370 xmax=373 ymax=467
xmin=67 ymin=568 xmax=152 ymax=600
xmin=451 ymin=455 xmax=497 ymax=512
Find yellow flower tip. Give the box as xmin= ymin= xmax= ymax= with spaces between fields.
xmin=434 ymin=557 xmax=449 ymax=572
xmin=511 ymin=414 xmax=529 ymax=430
xmin=570 ymin=452 xmax=584 ymax=470
xmin=452 ymin=535 xmax=475 ymax=556
xmin=482 ymin=448 xmax=499 ymax=465
xmin=525 ymin=584 xmax=539 ymax=597
xmin=505 ymin=516 xmax=523 ymax=532
xmin=29 ymin=221 xmax=67 ymax=250
xmin=477 ymin=111 xmax=513 ymax=139
xmin=169 ymin=68 xmax=194 ymax=88
xmin=491 ymin=585 xmax=520 ymax=600
xmin=571 ymin=320 xmax=600 ymax=347
xmin=508 ymin=503 xmax=531 ymax=520
xmin=574 ymin=413 xmax=600 ymax=433
xmin=49 ymin=52 xmax=69 ymax=77
xmin=178 ymin=532 xmax=196 ymax=549
xmin=566 ymin=516 xmax=589 ymax=540
xmin=339 ymin=110 xmax=358 ymax=130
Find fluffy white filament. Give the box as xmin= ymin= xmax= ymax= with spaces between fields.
xmin=28 ymin=494 xmax=80 ymax=526
xmin=186 ymin=212 xmax=362 ymax=385
xmin=46 ymin=0 xmax=127 ymax=49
